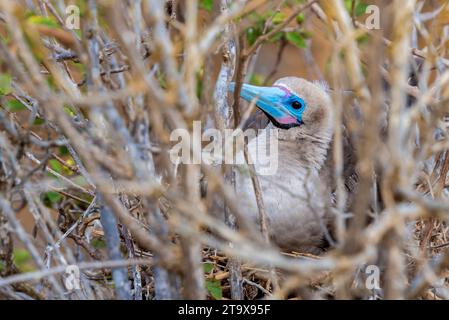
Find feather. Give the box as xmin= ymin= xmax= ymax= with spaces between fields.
xmin=312 ymin=80 xmax=330 ymax=92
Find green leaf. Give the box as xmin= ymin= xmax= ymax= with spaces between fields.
xmin=5 ymin=100 xmax=26 ymax=112
xmin=299 ymin=29 xmax=312 ymax=39
xmin=246 ymin=27 xmax=261 ymax=46
xmin=13 ymin=249 xmax=35 ymax=272
xmin=199 ymin=0 xmax=213 ymax=12
xmin=63 ymin=105 xmax=76 ymax=117
xmin=156 ymin=71 xmax=167 ymax=89
xmin=203 ymin=262 xmax=214 ymax=273
xmin=355 ymin=3 xmax=369 ymax=16
xmin=0 ymin=74 xmax=12 ymax=95
xmin=286 ymin=31 xmax=307 ymax=49
xmin=59 ymin=146 xmax=70 ymax=155
xmin=206 ymin=279 xmax=222 ymax=300
xmin=268 ymin=31 xmax=283 ymax=43
xmin=13 ymin=249 xmax=31 ymax=265
xmin=92 ymin=238 xmax=107 ymax=249
xmin=344 ymin=0 xmax=353 ymax=12
xmin=289 ymin=0 xmax=306 ymax=5
xmin=33 ymin=117 xmax=45 ymax=125
xmin=272 ymin=12 xmax=286 ymax=25
xmin=27 ymin=15 xmax=59 ymax=28
xmin=48 ymin=159 xmax=63 ymax=174
xmin=249 ymin=73 xmax=264 ymax=86
xmin=24 ymin=10 xmax=36 ymax=19
xmin=343 ymin=0 xmax=369 ymax=16
xmin=196 ymin=71 xmax=203 ymax=99
xmin=296 ymin=13 xmax=305 ymax=24
xmin=74 ymin=29 xmax=82 ymax=38
xmin=357 ymin=33 xmax=370 ymax=44
xmin=45 ymin=191 xmax=62 ymax=203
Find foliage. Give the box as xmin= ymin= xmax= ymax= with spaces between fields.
xmin=0 ymin=0 xmax=448 ymax=302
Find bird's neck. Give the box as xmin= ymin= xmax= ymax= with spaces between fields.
xmin=278 ymin=130 xmax=332 ymax=173
xmin=246 ymin=126 xmax=333 ymax=177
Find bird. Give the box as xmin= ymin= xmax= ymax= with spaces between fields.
xmin=230 ymin=77 xmax=348 ymax=254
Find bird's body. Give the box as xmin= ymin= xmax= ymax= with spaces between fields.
xmin=232 ymin=77 xmax=337 ymax=253
xmin=235 ymin=126 xmax=333 ymax=253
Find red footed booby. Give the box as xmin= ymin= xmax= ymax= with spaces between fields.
xmin=231 ymin=77 xmax=343 ymax=254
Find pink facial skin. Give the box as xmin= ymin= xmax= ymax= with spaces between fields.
xmin=277 ymin=115 xmax=298 ymax=124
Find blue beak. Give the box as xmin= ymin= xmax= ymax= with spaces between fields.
xmin=230 ymin=82 xmax=300 ymax=127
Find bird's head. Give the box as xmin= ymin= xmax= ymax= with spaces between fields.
xmin=230 ymin=77 xmax=334 ymax=138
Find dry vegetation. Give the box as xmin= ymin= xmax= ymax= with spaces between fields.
xmin=1 ymin=0 xmax=449 ymax=300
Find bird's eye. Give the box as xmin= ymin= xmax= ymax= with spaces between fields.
xmin=291 ymin=101 xmax=302 ymax=110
